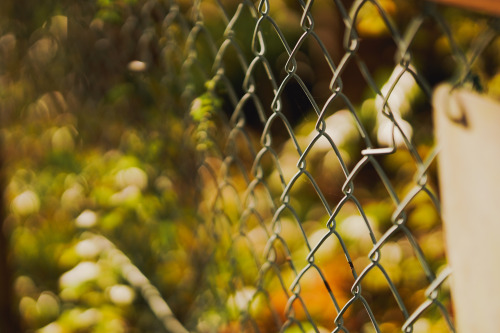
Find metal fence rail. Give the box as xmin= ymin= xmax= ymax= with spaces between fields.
xmin=166 ymin=0 xmax=500 ymax=332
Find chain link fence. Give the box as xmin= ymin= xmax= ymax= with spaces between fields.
xmin=174 ymin=0 xmax=500 ymax=332
xmin=2 ymin=0 xmax=500 ymax=332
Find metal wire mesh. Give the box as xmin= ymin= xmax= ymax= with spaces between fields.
xmin=1 ymin=0 xmax=499 ymax=331
xmin=160 ymin=0 xmax=500 ymax=332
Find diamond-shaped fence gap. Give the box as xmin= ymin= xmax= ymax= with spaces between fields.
xmin=313 ymin=103 xmax=366 ymax=151
xmin=251 ymin=14 xmax=296 ymax=77
xmin=427 ymin=7 xmax=481 ymax=82
xmin=243 ymin=187 xmax=276 ymax=228
xmin=222 ymin=2 xmax=261 ymax=57
xmin=400 ymin=187 xmax=441 ymax=235
xmin=209 ymin=208 xmax=236 ymax=247
xmin=350 ymin=0 xmax=406 ymax=48
xmin=281 ymin=294 xmax=322 ymax=332
xmin=229 ymin=92 xmax=268 ymax=136
xmin=386 ymin=153 xmax=438 ymax=207
xmin=276 ymin=66 xmax=315 ymax=105
xmin=136 ymin=27 xmax=160 ymax=67
xmin=239 ymin=316 xmax=262 ymax=333
xmin=332 ymin=293 xmax=385 ymax=333
xmin=372 ymin=76 xmax=429 ymax=165
xmin=470 ymin=25 xmax=500 ymax=80
xmin=335 ymin=207 xmax=379 ymax=257
xmin=304 ymin=0 xmax=344 ymax=59
xmin=242 ymin=60 xmax=281 ymax=124
xmin=271 ymin=231 xmax=297 ymax=268
xmin=375 ymin=150 xmax=421 ymax=199
xmin=245 ymin=178 xmax=275 ymax=210
xmin=246 ymin=176 xmax=275 ymax=210
xmin=196 ymin=158 xmax=224 ymax=214
xmin=269 ymin=82 xmax=321 ymax=142
xmin=346 ymin=262 xmax=411 ymax=330
xmin=281 ymin=170 xmax=333 ymax=223
xmin=398 ymin=107 xmax=435 ymax=155
xmin=353 ymin=45 xmax=421 ymax=111
xmin=262 ymin=111 xmax=304 ymax=160
xmin=210 ymin=74 xmax=241 ymax=118
xmin=350 ymin=267 xmax=408 ymax=332
xmin=213 ymin=40 xmax=250 ymax=101
xmin=259 ymin=242 xmax=298 ymax=315
xmin=246 ymin=285 xmax=285 ymax=332
xmin=242 ymin=213 xmax=272 ymax=255
xmin=337 ymin=157 xmax=393 ymax=210
xmin=182 ymin=60 xmax=212 ymax=100
xmin=400 ymin=18 xmax=449 ymax=88
xmin=270 ymin=207 xmax=309 ymax=259
xmin=361 ymin=155 xmax=406 ymax=210
xmin=257 ymin=260 xmax=293 ymax=304
xmin=216 ymin=181 xmax=245 ymax=224
xmin=281 ymin=321 xmax=328 ymax=333
xmin=252 ymin=142 xmax=283 ymax=175
xmin=296 ymin=136 xmax=350 ymax=206
xmin=306 ymin=227 xmax=339 ymax=263
xmin=186 ymin=25 xmax=219 ymax=74
xmin=271 ymin=139 xmax=308 ymax=184
xmin=232 ymin=233 xmax=264 ymax=284
xmin=161 ymin=16 xmax=192 ymax=44
xmin=433 ymin=8 xmax=497 ymax=70
xmin=354 ymin=70 xmax=416 ymax=152
xmin=274 ymin=51 xmax=318 ymax=109
xmin=214 ymin=0 xmax=243 ymax=18
xmin=336 ymin=14 xmax=398 ymax=97
xmin=221 ymin=144 xmax=253 ymax=186
xmin=289 ymin=264 xmax=353 ymax=331
xmin=263 ymin=0 xmax=304 ymax=46
xmin=161 ymin=13 xmax=192 ymax=72
xmin=181 ymin=43 xmax=217 ymax=100
xmin=395 ymin=224 xmax=442 ymax=285
xmin=372 ymin=63 xmax=425 ymax=116
xmin=196 ymin=0 xmax=230 ymax=39
xmin=213 ymin=23 xmax=257 ymax=94
xmin=374 ymin=236 xmax=433 ymax=303
xmin=162 ymin=43 xmax=186 ymax=91
xmin=307 ymin=233 xmax=360 ymax=302
xmin=417 ymin=227 xmax=446 ymax=265
xmin=257 ymin=151 xmax=291 ymax=204
xmin=303 ymin=35 xmax=341 ymax=108
xmin=402 ymin=281 xmax=454 ymax=333
xmin=162 ymin=3 xmax=191 ymax=33
xmin=463 ymin=32 xmax=500 ymax=92
xmin=267 ymin=0 xmax=303 ymax=19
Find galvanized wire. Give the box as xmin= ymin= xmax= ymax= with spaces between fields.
xmin=160 ymin=0 xmax=500 ymax=332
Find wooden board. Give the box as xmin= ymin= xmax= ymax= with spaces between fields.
xmin=429 ymin=0 xmax=500 ymax=16
xmin=434 ymin=84 xmax=500 ymax=332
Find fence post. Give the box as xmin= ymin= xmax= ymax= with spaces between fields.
xmin=434 ymin=84 xmax=500 ymax=332
xmin=427 ymin=0 xmax=500 ymax=16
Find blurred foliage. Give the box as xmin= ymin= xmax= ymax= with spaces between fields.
xmin=0 ymin=0 xmax=499 ymax=332
xmin=1 ymin=0 xmax=203 ymax=332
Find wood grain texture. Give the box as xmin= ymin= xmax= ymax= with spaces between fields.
xmin=429 ymin=0 xmax=500 ymax=16
xmin=434 ymin=84 xmax=500 ymax=332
